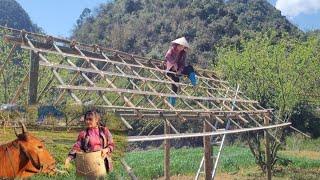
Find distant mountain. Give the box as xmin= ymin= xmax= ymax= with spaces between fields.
xmin=0 ymin=0 xmax=40 ymax=32
xmin=72 ymin=0 xmax=302 ymax=66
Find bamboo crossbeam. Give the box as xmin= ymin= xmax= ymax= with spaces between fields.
xmin=0 ymin=43 xmax=17 ymax=75
xmin=166 ymin=119 xmax=180 ymax=134
xmin=119 ymin=116 xmax=133 ymax=129
xmin=215 ymin=116 xmax=225 ymax=124
xmin=37 ymin=61 xmax=61 ymax=102
xmin=127 ymin=122 xmax=291 ymax=142
xmin=1 ymin=25 xmax=71 ymax=44
xmin=120 ymin=159 xmax=138 ymax=180
xmin=73 ymin=45 xmax=143 ymax=118
xmin=0 ymin=26 xmax=289 ymax=137
xmin=94 ymin=48 xmax=144 ymax=118
xmin=91 ymin=104 xmax=271 ymax=114
xmin=147 ymin=61 xmax=234 ymax=110
xmin=54 ymin=43 xmax=114 ymax=107
xmin=204 ymin=86 xmax=252 ymax=125
xmin=228 ymin=118 xmax=243 ymax=129
xmin=244 ymin=113 xmax=281 ymax=143
xmin=37 ymin=78 xmax=55 ymax=102
xmin=115 ymin=110 xmax=270 ymax=117
xmin=148 ymin=122 xmax=162 ymax=136
xmin=183 ymin=85 xmax=220 ymax=109
xmin=114 ymin=54 xmax=161 ymax=109
xmin=204 ymin=118 xmax=217 ymax=131
xmin=180 ymin=88 xmax=210 ymax=110
xmin=56 ymin=84 xmax=258 ymax=105
xmin=24 ymin=35 xmax=82 ymax=104
xmin=121 ymin=60 xmax=253 ymax=107
xmin=118 ymin=113 xmax=215 ymax=120
xmin=38 ymin=59 xmax=228 ymax=95
xmin=137 ymin=119 xmax=155 ymax=136
xmin=148 ymin=84 xmax=187 ymax=121
xmin=10 ymin=73 xmax=29 ymax=104
xmin=18 ymin=44 xmax=228 ymax=84
xmin=133 ymin=58 xmax=196 ymax=110
xmin=0 ymin=25 xmax=225 ymax=84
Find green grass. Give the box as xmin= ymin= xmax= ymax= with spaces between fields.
xmin=285 ymin=134 xmax=320 ymax=152
xmin=124 ymin=146 xmax=255 ymax=179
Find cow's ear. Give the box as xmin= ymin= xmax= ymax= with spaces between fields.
xmin=20 ymin=143 xmax=41 ymax=170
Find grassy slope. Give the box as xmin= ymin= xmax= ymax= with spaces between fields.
xmin=0 ymin=129 xmax=319 ymax=179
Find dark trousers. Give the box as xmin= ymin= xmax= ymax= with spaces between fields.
xmin=167 ymin=65 xmax=195 ymax=93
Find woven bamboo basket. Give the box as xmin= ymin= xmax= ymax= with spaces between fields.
xmin=75 ymin=151 xmax=106 ymax=177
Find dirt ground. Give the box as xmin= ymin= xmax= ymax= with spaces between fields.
xmin=281 ymin=150 xmax=320 ymax=160
xmin=157 ymin=173 xmax=244 ymax=180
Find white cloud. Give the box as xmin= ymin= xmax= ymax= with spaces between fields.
xmin=275 ymin=0 xmax=320 ymax=17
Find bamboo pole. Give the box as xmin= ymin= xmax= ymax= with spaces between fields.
xmin=120 ymin=159 xmax=138 ymax=180
xmin=164 ymin=118 xmax=170 ymax=180
xmin=127 ymin=122 xmax=291 ymax=142
xmin=28 ymin=50 xmax=40 ymax=105
xmin=19 ymin=44 xmax=225 ymax=83
xmin=203 ymin=120 xmax=213 ymax=180
xmin=24 ymin=35 xmax=82 ymax=104
xmin=0 ymin=25 xmax=227 ymax=83
xmin=264 ymin=115 xmax=272 ymax=180
xmin=10 ymin=73 xmax=29 ymax=104
xmin=56 ymin=84 xmax=257 ymax=104
xmin=0 ymin=43 xmax=17 ymax=75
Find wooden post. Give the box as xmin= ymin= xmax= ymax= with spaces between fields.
xmin=264 ymin=115 xmax=272 ymax=180
xmin=120 ymin=159 xmax=138 ymax=180
xmin=203 ymin=120 xmax=213 ymax=180
xmin=164 ymin=119 xmax=170 ymax=180
xmin=28 ymin=50 xmax=39 ymax=105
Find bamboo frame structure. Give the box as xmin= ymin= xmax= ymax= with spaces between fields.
xmin=0 ymin=26 xmax=291 ymax=179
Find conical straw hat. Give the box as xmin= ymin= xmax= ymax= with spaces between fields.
xmin=171 ymin=37 xmax=190 ymax=49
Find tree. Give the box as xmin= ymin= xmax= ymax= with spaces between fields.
xmin=216 ymin=31 xmax=320 ymax=173
xmin=76 ymin=8 xmax=92 ymax=28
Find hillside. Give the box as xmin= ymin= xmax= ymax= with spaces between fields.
xmin=72 ymin=0 xmax=302 ymax=66
xmin=0 ymin=0 xmax=40 ymax=32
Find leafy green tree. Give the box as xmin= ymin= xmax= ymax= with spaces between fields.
xmin=216 ymin=31 xmax=320 ymax=173
xmin=216 ymin=31 xmax=320 ymax=116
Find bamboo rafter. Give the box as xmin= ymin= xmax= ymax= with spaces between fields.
xmin=0 ymin=26 xmax=291 ymax=140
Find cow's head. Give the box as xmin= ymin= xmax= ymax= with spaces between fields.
xmin=14 ymin=122 xmax=56 ymax=177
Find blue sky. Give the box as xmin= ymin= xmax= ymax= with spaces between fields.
xmin=16 ymin=0 xmax=320 ymax=38
xmin=16 ymin=0 xmax=109 ymax=37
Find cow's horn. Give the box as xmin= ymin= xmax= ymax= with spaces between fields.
xmin=19 ymin=121 xmax=28 ymax=133
xmin=14 ymin=126 xmax=19 ymax=137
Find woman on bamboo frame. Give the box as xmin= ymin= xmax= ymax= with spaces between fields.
xmin=165 ymin=37 xmax=197 ymax=106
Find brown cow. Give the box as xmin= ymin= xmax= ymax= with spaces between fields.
xmin=0 ymin=122 xmax=56 ymax=179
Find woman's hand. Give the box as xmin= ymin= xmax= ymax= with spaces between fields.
xmin=101 ymin=147 xmax=111 ymax=158
xmin=64 ymin=157 xmax=72 ymax=169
